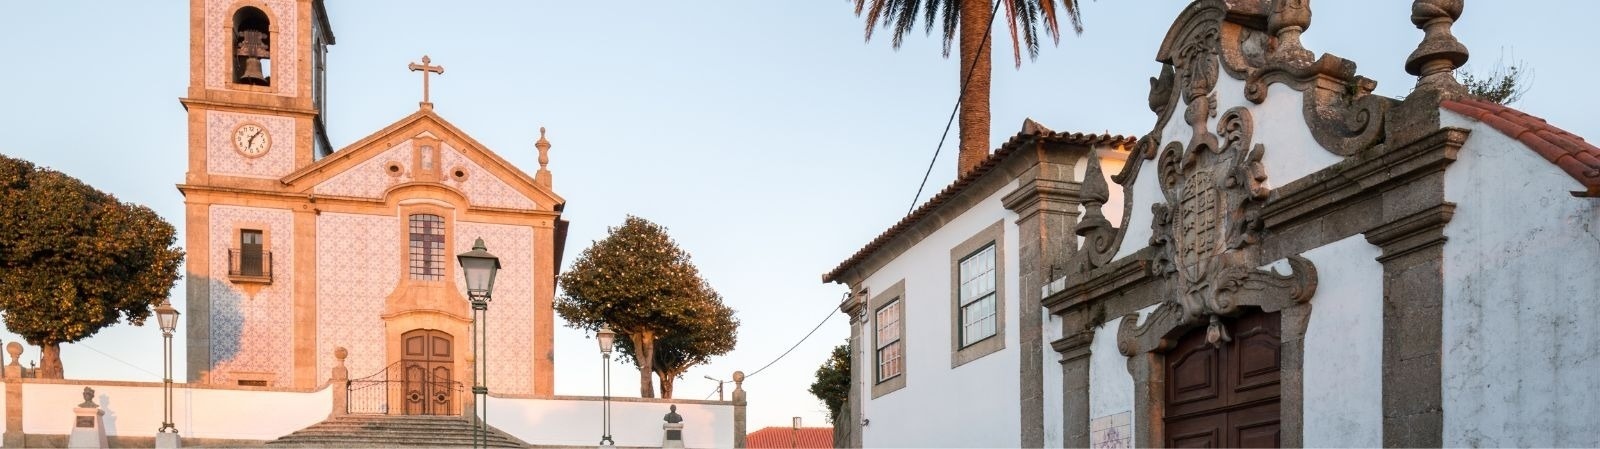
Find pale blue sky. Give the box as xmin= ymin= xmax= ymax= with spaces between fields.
xmin=0 ymin=1 xmax=1595 ymax=431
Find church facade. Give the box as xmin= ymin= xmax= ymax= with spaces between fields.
xmin=177 ymin=0 xmax=566 ymax=402
xmin=827 ymin=0 xmax=1600 ymax=447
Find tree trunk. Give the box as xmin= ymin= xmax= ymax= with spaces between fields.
xmin=656 ymin=371 xmax=676 ymax=399
xmin=39 ymin=342 xmax=63 ymax=379
xmin=956 ymin=0 xmax=994 ymax=175
xmin=634 ymin=331 xmax=656 ymax=398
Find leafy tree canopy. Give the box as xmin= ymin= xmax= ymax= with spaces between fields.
xmin=555 ymin=215 xmax=736 ymax=398
xmin=0 ymin=154 xmax=184 ymax=378
xmin=810 ymin=343 xmax=852 ymax=423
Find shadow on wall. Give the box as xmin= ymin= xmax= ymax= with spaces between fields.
xmin=207 ymin=277 xmax=241 ymax=382
xmin=98 ymin=393 xmax=116 ymax=437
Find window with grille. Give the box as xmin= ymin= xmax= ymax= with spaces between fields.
xmin=958 ymin=244 xmax=997 ymax=347
xmin=875 ymin=299 xmax=903 ymax=383
xmin=409 ymin=214 xmax=445 ymax=280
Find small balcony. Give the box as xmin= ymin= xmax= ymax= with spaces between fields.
xmin=228 ymin=248 xmax=273 ymax=284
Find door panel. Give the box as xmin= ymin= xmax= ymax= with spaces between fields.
xmin=400 ymin=329 xmax=454 ymax=415
xmin=1164 ymin=310 xmax=1282 ymax=448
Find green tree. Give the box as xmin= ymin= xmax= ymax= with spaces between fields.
xmin=855 ymin=0 xmax=1084 ymax=172
xmin=614 ymin=294 xmax=738 ymax=398
xmin=0 ymin=154 xmax=184 ymax=379
xmin=555 ymin=216 xmax=732 ymax=398
xmin=809 ymin=343 xmax=852 ymax=423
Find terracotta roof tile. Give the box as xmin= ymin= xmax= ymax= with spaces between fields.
xmin=1442 ymin=98 xmax=1600 ymax=196
xmin=746 ymin=427 xmax=834 ymax=448
xmin=821 ymin=125 xmax=1136 ymax=283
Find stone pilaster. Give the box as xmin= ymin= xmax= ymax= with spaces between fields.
xmin=1365 ymin=203 xmax=1454 ymax=448
xmin=839 ymin=290 xmax=866 ymax=448
xmin=1051 ymin=330 xmax=1094 ymax=448
xmin=1001 ymin=143 xmax=1084 ymax=448
xmin=732 ymin=371 xmax=747 ymax=448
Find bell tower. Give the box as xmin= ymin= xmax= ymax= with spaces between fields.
xmin=181 ymin=0 xmax=335 ymax=188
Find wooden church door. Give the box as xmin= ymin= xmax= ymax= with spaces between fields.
xmin=1164 ymin=310 xmax=1282 ymax=448
xmin=401 ymin=329 xmax=454 ymax=415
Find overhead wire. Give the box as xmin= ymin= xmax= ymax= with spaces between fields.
xmin=907 ymin=0 xmax=1007 ymax=214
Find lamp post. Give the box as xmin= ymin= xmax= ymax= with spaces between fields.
xmin=154 ymin=299 xmax=180 ymax=448
xmin=457 ymin=238 xmax=500 ymax=449
xmin=596 ymin=325 xmax=616 ymax=447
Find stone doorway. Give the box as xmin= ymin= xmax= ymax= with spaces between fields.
xmin=401 ymin=329 xmax=456 ymax=415
xmin=1163 ymin=310 xmax=1282 ymax=448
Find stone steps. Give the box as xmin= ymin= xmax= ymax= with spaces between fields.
xmin=266 ymin=414 xmax=526 ymax=448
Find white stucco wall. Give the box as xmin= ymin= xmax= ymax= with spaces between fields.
xmin=19 ymin=381 xmax=329 ymax=441
xmin=1296 ymin=235 xmax=1383 ymax=447
xmin=1041 ymin=312 xmax=1064 ymax=448
xmin=487 ymin=397 xmax=733 ymax=449
xmin=1439 ymin=112 xmax=1600 ymax=447
xmin=858 ymin=181 xmax=1023 ymax=448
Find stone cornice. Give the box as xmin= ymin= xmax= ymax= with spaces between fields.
xmin=1263 ymin=127 xmax=1468 ymax=231
xmin=1042 ymin=247 xmax=1157 ymax=315
xmin=1363 ymin=203 xmax=1457 ymax=262
xmin=179 ymin=97 xmax=319 ymax=117
xmin=1001 ymin=178 xmax=1083 ymax=222
xmin=1050 ymin=330 xmax=1096 ymax=362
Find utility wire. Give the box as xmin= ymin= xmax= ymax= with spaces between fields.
xmin=908 ymin=0 xmax=1007 ymax=215
xmin=744 ymin=304 xmax=837 ymax=380
xmin=79 ymin=341 xmax=161 ymax=378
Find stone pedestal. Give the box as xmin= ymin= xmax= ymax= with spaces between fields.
xmin=661 ymin=422 xmax=684 ymax=449
xmin=67 ymin=407 xmax=107 ymax=449
xmin=156 ymin=431 xmax=183 ymax=448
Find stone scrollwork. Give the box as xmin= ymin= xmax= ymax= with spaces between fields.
xmin=1141 ymin=106 xmax=1318 ymax=348
xmin=1074 ymin=154 xmax=1119 ymax=271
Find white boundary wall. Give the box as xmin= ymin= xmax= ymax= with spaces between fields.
xmin=488 ymin=396 xmax=734 ymax=449
xmin=9 ymin=380 xmax=329 ymax=442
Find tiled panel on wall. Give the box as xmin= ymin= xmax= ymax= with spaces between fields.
xmin=315 ymin=212 xmax=399 ymax=382
xmin=208 ymin=205 xmax=294 ymax=386
xmin=313 ymin=141 xmax=413 ymax=199
xmin=454 ymin=222 xmax=535 ymax=394
xmin=206 ymin=111 xmax=296 ymax=178
xmin=204 ymin=0 xmax=298 ymax=95
xmin=1090 ymin=412 xmax=1132 ymax=449
xmin=440 ymin=143 xmax=539 ymax=210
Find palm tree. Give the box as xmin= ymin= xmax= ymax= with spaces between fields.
xmin=854 ymin=0 xmax=1083 ymax=174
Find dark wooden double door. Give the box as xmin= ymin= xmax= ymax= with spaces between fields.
xmin=401 ymin=329 xmax=456 ymax=415
xmin=1164 ymin=310 xmax=1282 ymax=448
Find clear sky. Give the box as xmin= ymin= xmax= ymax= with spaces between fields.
xmin=1 ymin=0 xmax=1595 ymax=432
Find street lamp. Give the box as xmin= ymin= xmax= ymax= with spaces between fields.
xmin=596 ymin=325 xmax=616 ymax=447
xmin=154 ymin=299 xmax=180 ymax=447
xmin=457 ymin=238 xmax=500 ymax=449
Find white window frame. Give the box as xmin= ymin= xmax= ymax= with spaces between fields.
xmin=951 ymin=220 xmax=1006 ymax=367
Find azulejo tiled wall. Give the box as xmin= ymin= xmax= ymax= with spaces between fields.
xmin=314 ymin=212 xmax=399 ymax=382
xmin=207 ymin=110 xmax=296 ymax=178
xmin=455 ymin=221 xmax=536 ymax=395
xmin=313 ymin=141 xmax=413 ymax=199
xmin=204 ymin=0 xmax=298 ymax=96
xmin=208 ymin=205 xmax=295 ymax=386
xmin=442 ymin=143 xmax=539 ymax=210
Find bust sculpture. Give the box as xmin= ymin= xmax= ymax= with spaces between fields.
xmin=664 ymin=404 xmax=683 ymax=423
xmin=79 ymin=386 xmax=96 ymax=408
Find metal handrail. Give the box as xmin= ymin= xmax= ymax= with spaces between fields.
xmin=227 ymin=248 xmax=273 ymax=278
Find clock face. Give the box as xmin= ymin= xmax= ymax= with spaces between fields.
xmin=233 ymin=124 xmax=270 ymax=156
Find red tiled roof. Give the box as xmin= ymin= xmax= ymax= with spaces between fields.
xmin=1443 ymin=98 xmax=1600 ymax=197
xmin=746 ymin=427 xmax=834 ymax=448
xmin=821 ymin=123 xmax=1135 ymax=284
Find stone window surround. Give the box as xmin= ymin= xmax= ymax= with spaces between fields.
xmin=869 ymin=280 xmax=906 ymax=399
xmin=412 ymin=136 xmax=444 ymax=182
xmin=223 ymin=1 xmax=281 ymax=93
xmin=396 ymin=201 xmax=457 ymax=287
xmin=228 ymin=221 xmax=273 ymax=283
xmin=951 ymin=220 xmax=1006 ymax=368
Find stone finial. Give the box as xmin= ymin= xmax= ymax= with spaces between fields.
xmin=79 ymin=387 xmax=97 ymax=408
xmin=534 ymin=127 xmax=553 ymax=187
xmin=1267 ymin=0 xmax=1314 ymax=64
xmin=6 ymin=342 xmax=20 ymax=367
xmin=731 ymin=370 xmax=746 ymax=402
xmin=664 ymin=404 xmax=683 ymax=423
xmin=332 ymin=346 xmax=349 ymax=380
xmin=1405 ymin=0 xmax=1468 ymax=91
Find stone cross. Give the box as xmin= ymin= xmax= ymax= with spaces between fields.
xmin=408 ymin=55 xmax=445 ymax=108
